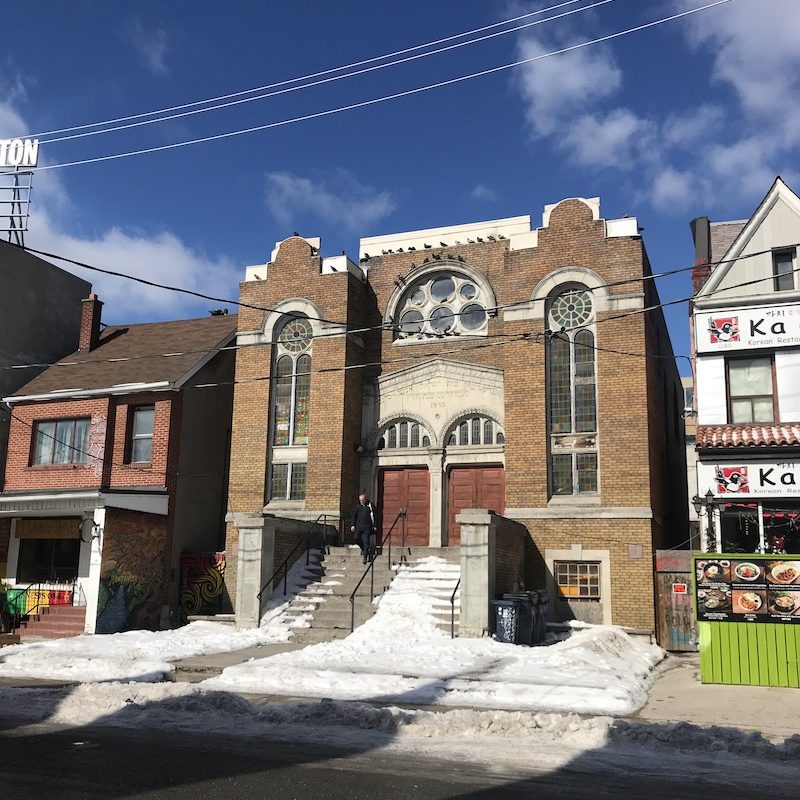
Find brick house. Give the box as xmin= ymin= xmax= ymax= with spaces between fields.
xmin=0 ymin=295 xmax=237 ymax=635
xmin=225 ymin=195 xmax=687 ymax=633
xmin=691 ymin=176 xmax=800 ymax=554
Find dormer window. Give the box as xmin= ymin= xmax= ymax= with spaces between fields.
xmin=395 ymin=272 xmax=489 ymax=340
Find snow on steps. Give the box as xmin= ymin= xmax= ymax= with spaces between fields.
xmin=284 ymin=547 xmax=460 ymax=644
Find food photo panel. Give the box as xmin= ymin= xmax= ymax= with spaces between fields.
xmin=732 ymin=589 xmax=768 ymax=616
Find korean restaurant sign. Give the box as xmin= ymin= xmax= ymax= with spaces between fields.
xmin=695 ymin=302 xmax=800 ymax=353
xmin=697 ymin=462 xmax=800 ymax=498
xmin=0 ymin=138 xmax=39 ymax=168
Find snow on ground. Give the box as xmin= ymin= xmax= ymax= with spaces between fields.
xmin=0 ymin=621 xmax=290 ymax=683
xmin=1 ymin=682 xmax=799 ymax=785
xmin=206 ymin=557 xmax=665 ymax=717
xmin=0 ymin=551 xmax=326 ymax=683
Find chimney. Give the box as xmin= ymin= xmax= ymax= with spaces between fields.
xmin=689 ymin=216 xmax=712 ymax=294
xmin=79 ymin=293 xmax=103 ymax=351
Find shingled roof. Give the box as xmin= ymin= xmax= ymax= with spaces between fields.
xmin=7 ymin=314 xmax=238 ymax=399
xmin=697 ymin=423 xmax=800 ymax=449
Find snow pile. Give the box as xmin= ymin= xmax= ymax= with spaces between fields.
xmin=2 ymin=683 xmax=799 ymax=781
xmin=0 ymin=550 xmax=329 ymax=684
xmin=207 ymin=557 xmax=664 ymax=716
xmin=0 ymin=620 xmax=290 ymax=683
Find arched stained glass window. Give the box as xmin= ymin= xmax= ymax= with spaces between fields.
xmin=271 ymin=319 xmax=312 ymax=447
xmin=381 ymin=420 xmax=432 ymax=450
xmin=547 ymin=287 xmax=598 ymax=496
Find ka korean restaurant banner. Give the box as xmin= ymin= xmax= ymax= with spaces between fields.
xmin=695 ymin=555 xmax=800 ymax=624
xmin=695 ymin=302 xmax=800 ymax=353
xmin=697 ymin=462 xmax=800 ymax=498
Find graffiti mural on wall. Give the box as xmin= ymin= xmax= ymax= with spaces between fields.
xmin=96 ymin=515 xmax=167 ymax=634
xmin=180 ymin=552 xmax=225 ymax=619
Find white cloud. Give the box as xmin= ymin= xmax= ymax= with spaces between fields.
xmin=515 ymin=36 xmax=621 ymax=138
xmin=1 ymin=95 xmax=240 ymax=322
xmin=265 ymin=170 xmax=396 ymax=233
xmin=562 ymin=109 xmax=655 ymax=170
xmin=471 ymin=184 xmax=498 ymax=202
xmin=126 ymin=18 xmax=170 ymax=77
xmin=513 ymin=2 xmax=800 ymax=214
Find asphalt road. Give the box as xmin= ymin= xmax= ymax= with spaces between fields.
xmin=0 ymin=716 xmax=796 ymax=800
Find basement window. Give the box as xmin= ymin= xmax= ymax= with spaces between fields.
xmin=554 ymin=561 xmax=601 ymax=600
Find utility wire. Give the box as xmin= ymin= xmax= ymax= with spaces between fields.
xmin=1 ymin=242 xmax=795 ymax=375
xmin=14 ymin=1 xmax=733 ymax=173
xmin=23 ymin=0 xmax=590 ymax=139
xmin=38 ymin=0 xmax=616 ymax=145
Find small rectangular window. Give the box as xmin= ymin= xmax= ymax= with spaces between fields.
xmin=576 ymin=453 xmax=598 ymax=493
xmin=271 ymin=464 xmax=289 ymax=500
xmin=773 ymin=249 xmax=795 ymax=291
xmin=32 ymin=418 xmax=90 ymax=465
xmin=290 ymin=463 xmax=307 ymax=501
xmin=129 ymin=406 xmax=155 ymax=463
xmin=551 ymin=454 xmax=574 ymax=495
xmin=270 ymin=463 xmax=306 ymax=501
xmin=728 ymin=357 xmax=774 ymax=423
xmin=555 ymin=561 xmax=601 ymax=600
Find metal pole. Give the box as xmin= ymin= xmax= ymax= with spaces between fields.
xmin=350 ymin=597 xmax=355 ymax=632
xmin=402 ymin=508 xmax=407 ymax=550
xmin=283 ymin=560 xmax=288 ymax=595
xmin=758 ymin=503 xmax=766 ymax=553
xmin=370 ymin=559 xmax=375 ymax=601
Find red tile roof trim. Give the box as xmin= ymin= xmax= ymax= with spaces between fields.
xmin=697 ymin=423 xmax=800 ymax=448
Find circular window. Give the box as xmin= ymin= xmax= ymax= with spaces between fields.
xmin=430 ymin=306 xmax=455 ymax=332
xmin=431 ymin=277 xmax=455 ymax=302
xmin=549 ymin=290 xmax=593 ymax=329
xmin=399 ymin=309 xmax=424 ymax=334
xmin=409 ymin=288 xmax=426 ymax=306
xmin=279 ymin=318 xmax=313 ymax=352
xmin=461 ymin=303 xmax=487 ymax=330
xmin=460 ymin=283 xmax=478 ymax=301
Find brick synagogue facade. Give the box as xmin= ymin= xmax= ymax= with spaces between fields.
xmin=225 ymin=196 xmax=688 ymax=631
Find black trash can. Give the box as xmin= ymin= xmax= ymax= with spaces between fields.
xmin=502 ymin=591 xmax=549 ymax=645
xmin=492 ymin=597 xmax=533 ymax=645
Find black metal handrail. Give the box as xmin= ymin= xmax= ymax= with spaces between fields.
xmin=450 ymin=578 xmax=461 ymax=639
xmin=349 ymin=509 xmax=406 ymax=632
xmin=256 ymin=514 xmax=330 ymax=601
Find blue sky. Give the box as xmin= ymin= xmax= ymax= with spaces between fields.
xmin=3 ymin=0 xmax=798 ymax=372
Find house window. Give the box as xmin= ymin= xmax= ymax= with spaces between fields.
xmin=554 ymin=561 xmax=601 ymax=600
xmin=17 ymin=537 xmax=81 ymax=583
xmin=270 ymin=463 xmax=307 ymax=501
xmin=272 ymin=317 xmax=312 ymax=446
xmin=728 ymin=357 xmax=775 ymax=423
xmin=32 ymin=419 xmax=90 ymax=465
xmin=129 ymin=405 xmax=154 ymax=463
xmin=773 ymin=249 xmax=795 ymax=291
xmin=547 ymin=287 xmax=598 ymax=497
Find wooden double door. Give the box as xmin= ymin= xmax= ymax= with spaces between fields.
xmin=378 ymin=468 xmax=430 ymax=547
xmin=447 ymin=466 xmax=505 ymax=545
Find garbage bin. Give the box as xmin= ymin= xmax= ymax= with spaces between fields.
xmin=502 ymin=591 xmax=549 ymax=645
xmin=492 ymin=597 xmax=533 ymax=645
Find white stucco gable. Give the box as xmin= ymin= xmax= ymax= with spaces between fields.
xmin=696 ymin=177 xmax=800 ymax=306
xmin=366 ymin=359 xmax=504 ymax=447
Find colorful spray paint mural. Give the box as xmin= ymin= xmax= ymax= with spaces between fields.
xmin=180 ymin=552 xmax=225 ymax=619
xmin=96 ymin=511 xmax=168 ymax=634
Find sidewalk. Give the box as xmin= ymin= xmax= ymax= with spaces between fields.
xmin=167 ymin=641 xmax=306 ymax=682
xmin=633 ymin=654 xmax=799 ymax=740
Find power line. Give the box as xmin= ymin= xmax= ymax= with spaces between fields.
xmin=38 ymin=0 xmax=616 ymax=145
xmin=1 ymin=242 xmax=795 ymax=376
xmin=23 ymin=0 xmax=590 ymax=140
xmin=14 ymin=1 xmax=733 ymax=173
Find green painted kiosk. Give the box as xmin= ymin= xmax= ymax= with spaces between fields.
xmin=694 ymin=554 xmax=800 ymax=687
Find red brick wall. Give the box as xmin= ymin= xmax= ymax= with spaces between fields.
xmin=4 ymin=393 xmax=179 ymax=493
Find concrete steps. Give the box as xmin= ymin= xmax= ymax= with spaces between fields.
xmin=18 ymin=606 xmax=86 ymax=639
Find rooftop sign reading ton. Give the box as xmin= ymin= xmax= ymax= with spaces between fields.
xmin=0 ymin=138 xmax=39 ymax=168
